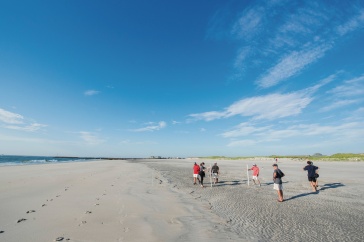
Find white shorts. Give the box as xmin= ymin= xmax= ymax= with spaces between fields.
xmin=212 ymin=173 xmax=218 ymax=178
xmin=193 ymin=174 xmax=199 ymax=178
xmin=252 ymin=176 xmax=258 ymax=180
xmin=273 ymin=184 xmax=283 ymax=190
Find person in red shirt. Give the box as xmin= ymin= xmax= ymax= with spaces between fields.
xmin=248 ymin=164 xmax=261 ymax=186
xmin=193 ymin=162 xmax=200 ymax=185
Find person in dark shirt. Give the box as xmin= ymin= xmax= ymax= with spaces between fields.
xmin=211 ymin=162 xmax=220 ymax=184
xmin=273 ymin=164 xmax=284 ymax=202
xmin=303 ymin=161 xmax=319 ymax=192
xmin=199 ymin=162 xmax=206 ymax=188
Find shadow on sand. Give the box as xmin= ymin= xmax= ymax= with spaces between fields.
xmin=265 ymin=181 xmax=289 ymax=186
xmin=285 ymin=182 xmax=345 ymax=201
xmin=319 ymin=182 xmax=345 ymax=191
xmin=211 ymin=180 xmax=244 ymax=187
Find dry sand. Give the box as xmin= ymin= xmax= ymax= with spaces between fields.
xmin=0 ymin=158 xmax=363 ymax=242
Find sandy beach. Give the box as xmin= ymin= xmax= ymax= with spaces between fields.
xmin=1 ymin=158 xmax=363 ymax=242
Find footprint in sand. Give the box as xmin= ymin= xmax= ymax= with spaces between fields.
xmin=0 ymin=230 xmax=5 ymax=233
xmin=123 ymin=227 xmax=129 ymax=233
xmin=42 ymin=204 xmax=47 ymax=207
xmin=94 ymin=203 xmax=100 ymax=206
xmin=17 ymin=218 xmax=27 ymax=223
xmin=55 ymin=237 xmax=70 ymax=241
xmin=26 ymin=210 xmax=36 ymax=214
xmin=85 ymin=211 xmax=92 ymax=214
xmin=78 ymin=221 xmax=87 ymax=227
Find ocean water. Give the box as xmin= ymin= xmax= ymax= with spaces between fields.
xmin=0 ymin=155 xmax=91 ymax=166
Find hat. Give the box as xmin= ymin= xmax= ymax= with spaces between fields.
xmin=272 ymin=164 xmax=278 ymax=167
xmin=253 ymin=163 xmax=256 ymax=166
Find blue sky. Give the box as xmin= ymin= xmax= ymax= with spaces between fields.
xmin=1 ymin=0 xmax=364 ymax=157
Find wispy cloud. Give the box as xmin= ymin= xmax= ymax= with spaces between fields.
xmin=130 ymin=121 xmax=167 ymax=132
xmin=225 ymin=121 xmax=364 ymax=147
xmin=172 ymin=120 xmax=181 ymax=125
xmin=336 ymin=9 xmax=364 ymax=36
xmin=328 ymin=75 xmax=364 ymax=97
xmin=190 ymin=92 xmax=312 ymax=121
xmin=222 ymin=1 xmax=364 ymax=88
xmin=256 ymin=43 xmax=331 ymax=88
xmin=319 ymin=74 xmax=364 ymax=112
xmin=221 ymin=122 xmax=271 ymax=138
xmin=189 ymin=83 xmax=326 ymax=122
xmin=4 ymin=123 xmax=47 ymax=132
xmin=320 ymin=100 xmax=359 ymax=112
xmin=79 ymin=131 xmax=105 ymax=145
xmin=84 ymin=90 xmax=100 ymax=96
xmin=0 ymin=108 xmax=24 ymax=124
xmin=0 ymin=108 xmax=47 ymax=132
xmin=231 ymin=7 xmax=264 ymax=40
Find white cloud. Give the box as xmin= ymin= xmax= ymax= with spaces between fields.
xmin=226 ymin=2 xmax=364 ymax=89
xmin=190 ymin=91 xmax=313 ymax=121
xmin=225 ymin=121 xmax=364 ymax=147
xmin=320 ymin=74 xmax=364 ymax=112
xmin=79 ymin=131 xmax=105 ymax=145
xmin=234 ymin=47 xmax=251 ymax=71
xmin=189 ymin=110 xmax=226 ymax=122
xmin=346 ymin=107 xmax=364 ymax=122
xmin=84 ymin=90 xmax=100 ymax=96
xmin=130 ymin=121 xmax=167 ymax=132
xmin=4 ymin=123 xmax=47 ymax=132
xmin=256 ymin=44 xmax=331 ymax=88
xmin=336 ymin=9 xmax=364 ymax=36
xmin=232 ymin=7 xmax=264 ymax=39
xmin=320 ymin=99 xmax=359 ymax=112
xmin=0 ymin=108 xmax=47 ymax=132
xmin=227 ymin=92 xmax=312 ymax=120
xmin=328 ymin=75 xmax=364 ymax=97
xmin=172 ymin=120 xmax=181 ymax=125
xmin=221 ymin=122 xmax=271 ymax=138
xmin=0 ymin=108 xmax=24 ymax=124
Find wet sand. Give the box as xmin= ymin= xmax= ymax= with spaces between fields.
xmin=0 ymin=158 xmax=363 ymax=241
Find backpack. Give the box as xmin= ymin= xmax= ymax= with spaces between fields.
xmin=277 ymin=169 xmax=285 ymax=178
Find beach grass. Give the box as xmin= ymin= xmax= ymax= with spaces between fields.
xmin=200 ymin=153 xmax=364 ymax=161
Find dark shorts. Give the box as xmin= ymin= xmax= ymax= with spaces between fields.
xmin=308 ymin=176 xmax=317 ymax=182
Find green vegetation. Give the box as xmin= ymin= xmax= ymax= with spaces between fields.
xmin=199 ymin=156 xmax=256 ymax=160
xmin=199 ymin=153 xmax=364 ymax=161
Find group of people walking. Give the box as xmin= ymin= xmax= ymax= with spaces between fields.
xmin=193 ymin=160 xmax=319 ymax=202
xmin=193 ymin=162 xmax=220 ymax=188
